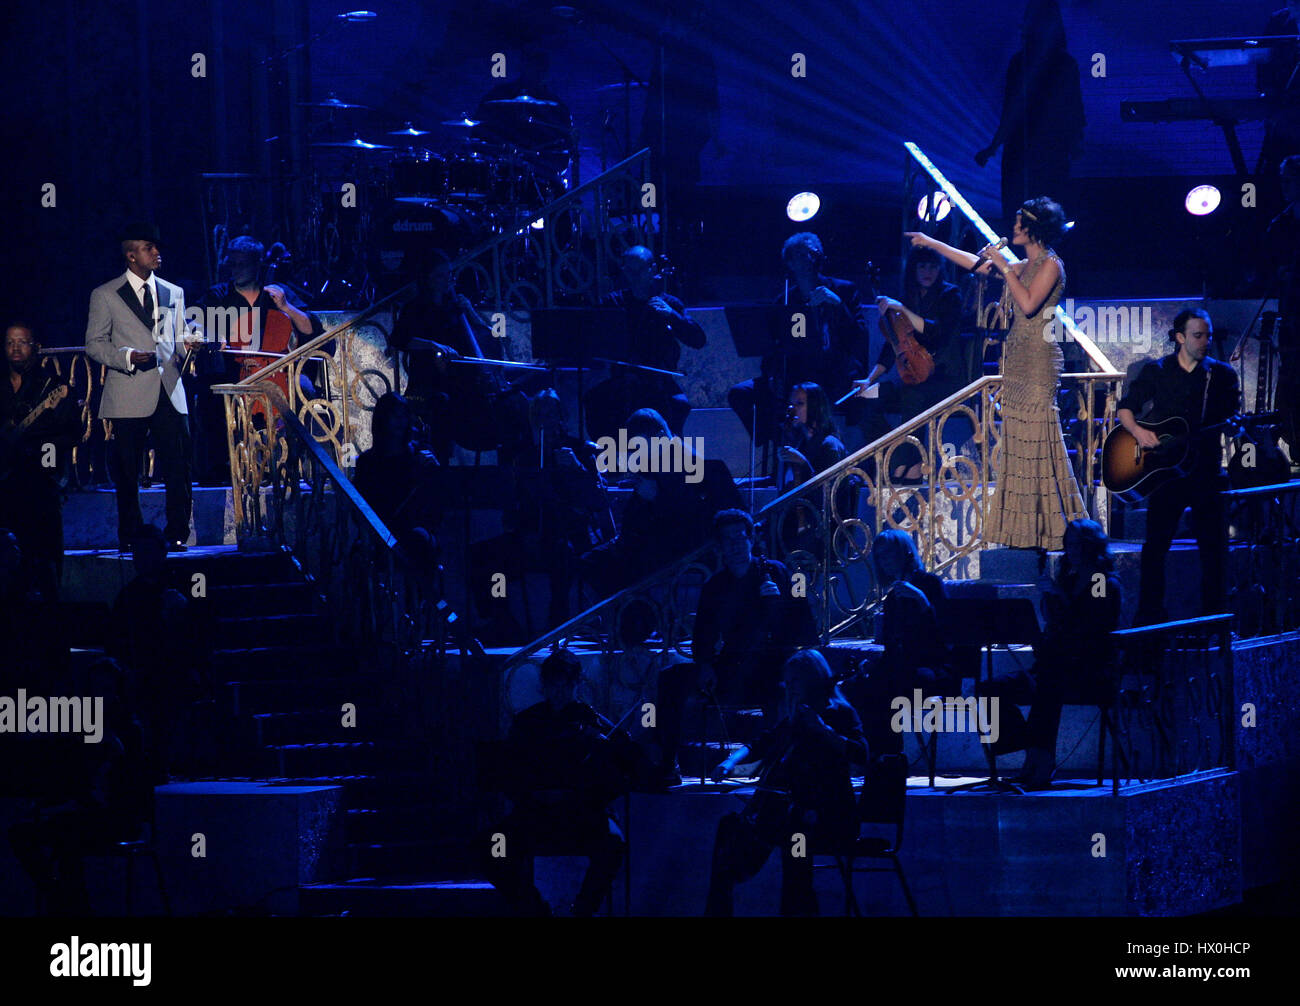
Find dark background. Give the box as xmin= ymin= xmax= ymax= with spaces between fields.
xmin=0 ymin=0 xmax=1284 ymax=342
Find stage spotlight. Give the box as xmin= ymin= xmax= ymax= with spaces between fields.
xmin=1185 ymin=184 xmax=1221 ymax=216
xmin=916 ymin=191 xmax=952 ymax=223
xmin=786 ymin=191 xmax=821 ymax=222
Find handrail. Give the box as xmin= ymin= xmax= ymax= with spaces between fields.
xmin=904 ymin=141 xmax=1119 ymax=376
xmin=504 ymin=366 xmax=1128 ymax=664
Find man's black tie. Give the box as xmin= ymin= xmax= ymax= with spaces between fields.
xmin=140 ymin=283 xmax=155 ymax=333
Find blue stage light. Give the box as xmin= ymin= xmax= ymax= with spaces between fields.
xmin=1185 ymin=185 xmax=1221 ymax=216
xmin=786 ymin=191 xmax=821 ymax=222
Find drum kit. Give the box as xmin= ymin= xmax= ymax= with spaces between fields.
xmin=301 ymin=91 xmax=576 ymax=295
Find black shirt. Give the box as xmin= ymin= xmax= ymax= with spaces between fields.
xmin=0 ymin=361 xmax=81 ymax=482
xmin=876 ymin=282 xmax=962 ymax=380
xmin=692 ymin=559 xmax=818 ymax=680
xmin=764 ymin=276 xmax=870 ymax=399
xmin=603 ymin=288 xmax=706 ymax=394
xmin=1117 ymin=353 xmax=1239 ymax=479
xmin=389 ymin=294 xmax=491 ymax=403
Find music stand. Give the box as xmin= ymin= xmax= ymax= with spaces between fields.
xmin=529 ymin=308 xmax=629 ymax=438
xmin=941 ymin=594 xmax=1043 ymax=792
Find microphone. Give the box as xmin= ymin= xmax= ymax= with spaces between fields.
xmin=974 ymin=237 xmax=1008 ymax=269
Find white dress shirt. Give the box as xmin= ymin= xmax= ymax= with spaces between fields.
xmin=122 ymin=270 xmax=159 ymax=373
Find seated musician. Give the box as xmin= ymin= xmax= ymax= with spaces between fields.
xmin=705 ymin=649 xmax=867 ymax=916
xmin=353 ymin=392 xmax=441 ymax=567
xmin=580 ymin=408 xmax=741 ymax=599
xmin=856 ymin=244 xmax=963 ymax=481
xmin=583 ymin=245 xmax=706 ymax=441
xmin=389 ymin=252 xmax=527 ymax=464
xmin=655 ymin=508 xmax=817 ymax=787
xmin=778 ymin=382 xmax=846 ymax=485
xmin=976 ymin=519 xmax=1122 ymax=788
xmin=193 ymin=237 xmax=325 ymax=476
xmin=481 ymin=648 xmax=636 ymax=917
xmin=728 ymin=232 xmax=869 ymax=466
xmin=510 ymin=389 xmax=611 ymax=626
xmin=1 ymin=322 xmax=82 ymax=600
xmin=841 ymin=529 xmax=953 ymax=755
xmin=1115 ymin=308 xmax=1239 ymax=624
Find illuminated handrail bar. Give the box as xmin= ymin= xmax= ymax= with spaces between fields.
xmin=904 ymin=141 xmax=1118 ymax=376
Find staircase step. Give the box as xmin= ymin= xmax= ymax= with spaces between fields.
xmin=225 ymin=677 xmax=375 ymax=719
xmin=251 ymin=708 xmax=375 ymax=746
xmin=259 ymin=741 xmax=427 ymax=777
xmin=213 ymin=644 xmax=351 ymax=679
xmin=299 ymin=877 xmax=501 ymax=917
xmin=209 ymin=582 xmax=316 ymax=617
xmin=344 ymin=804 xmax=439 ymax=844
xmin=216 ymin=613 xmax=332 ymax=648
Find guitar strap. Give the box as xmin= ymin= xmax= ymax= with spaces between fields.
xmin=1200 ymin=363 xmax=1212 ymax=427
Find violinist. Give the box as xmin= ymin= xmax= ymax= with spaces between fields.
xmin=193 ymin=237 xmax=324 ymax=478
xmin=481 ymin=648 xmax=636 ymax=917
xmin=653 ymin=508 xmax=816 ymax=788
xmin=854 ymin=244 xmax=962 ymax=482
xmin=582 ymin=245 xmax=706 ymax=441
xmin=728 ymin=232 xmax=870 ymax=466
xmin=705 ymin=649 xmax=866 ymax=916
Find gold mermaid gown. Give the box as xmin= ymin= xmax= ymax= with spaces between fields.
xmin=984 ymin=251 xmax=1087 ymax=548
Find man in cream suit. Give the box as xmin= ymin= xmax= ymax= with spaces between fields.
xmin=85 ymin=222 xmax=204 ymax=551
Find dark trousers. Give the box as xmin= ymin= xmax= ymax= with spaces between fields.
xmin=111 ymin=389 xmax=192 ymax=545
xmin=1138 ymin=474 xmax=1228 ymax=624
xmin=977 ymin=652 xmax=1112 ymax=756
xmin=705 ymin=811 xmax=819 ymax=916
xmin=841 ymin=657 xmax=958 ymax=758
xmin=481 ymin=808 xmax=625 ymax=917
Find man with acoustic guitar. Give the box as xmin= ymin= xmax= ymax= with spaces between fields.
xmin=1115 ymin=308 xmax=1239 ymax=624
xmin=1 ymin=323 xmax=82 ymax=599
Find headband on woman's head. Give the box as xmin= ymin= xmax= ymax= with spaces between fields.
xmin=1018 ymin=207 xmax=1039 ymax=221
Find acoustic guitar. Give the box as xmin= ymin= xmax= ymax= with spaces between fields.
xmin=1101 ymin=412 xmax=1273 ymax=502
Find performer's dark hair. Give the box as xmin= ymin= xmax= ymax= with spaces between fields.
xmin=1018 ymin=197 xmax=1069 ymax=247
xmin=903 ymin=245 xmax=945 ymax=306
xmin=226 ymin=235 xmax=265 ymax=260
xmin=540 ymin=647 xmax=582 ymax=687
xmin=1061 ymin=518 xmax=1115 ymax=577
xmin=712 ymin=507 xmax=754 ymax=540
xmin=783 ymin=649 xmax=834 ymax=702
xmin=372 ymin=392 xmax=412 ymax=437
xmin=1169 ymin=307 xmax=1212 ymax=342
xmin=792 ymin=381 xmax=835 ymax=437
xmin=782 ymin=232 xmax=825 ymax=268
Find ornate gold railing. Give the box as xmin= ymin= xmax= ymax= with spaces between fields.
xmin=504 ymin=369 xmax=1125 ymax=666
xmin=217 ymin=383 xmax=454 ymax=675
xmin=216 ymin=149 xmax=656 ymax=542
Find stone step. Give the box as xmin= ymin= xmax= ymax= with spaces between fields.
xmin=299 ymin=878 xmax=501 ymax=917
xmin=212 ymin=644 xmax=352 ymax=680
xmin=250 ymin=708 xmax=377 ymax=747
xmin=216 ymin=613 xmax=332 ymax=649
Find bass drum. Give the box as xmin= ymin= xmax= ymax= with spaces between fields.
xmin=370 ymin=198 xmax=486 ymax=285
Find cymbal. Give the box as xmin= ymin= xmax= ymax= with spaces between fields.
xmin=299 ymin=95 xmax=369 ymax=110
xmin=310 ymin=136 xmax=393 ymax=151
xmin=389 ymin=123 xmax=432 ymax=137
xmin=484 ymin=94 xmax=558 ymax=108
xmin=442 ymin=117 xmax=481 ymax=128
xmin=596 ymin=80 xmax=649 ymax=93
